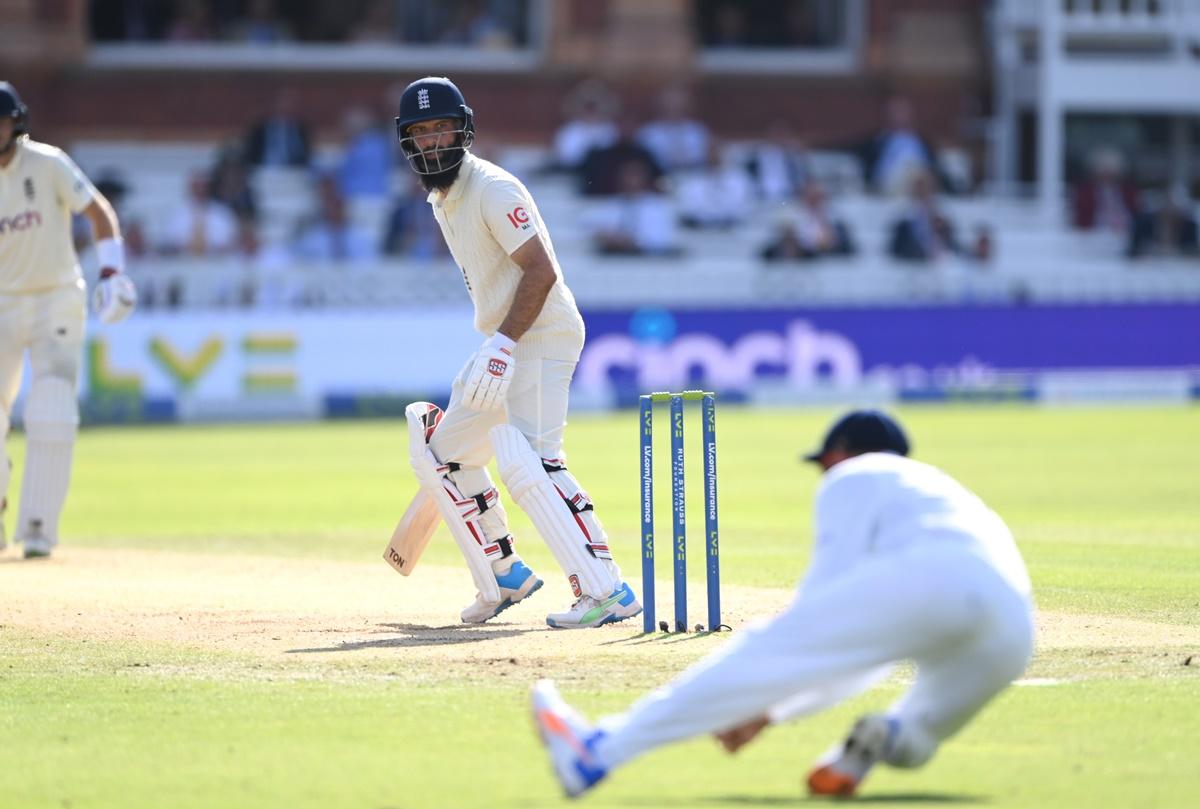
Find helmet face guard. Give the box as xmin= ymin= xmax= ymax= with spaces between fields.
xmin=396 ymin=121 xmax=475 ymax=175
xmin=393 ymin=77 xmax=476 ymax=177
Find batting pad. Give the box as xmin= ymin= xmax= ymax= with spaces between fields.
xmin=1 ymin=408 xmax=11 ymax=501
xmin=491 ymin=424 xmax=619 ymax=599
xmin=17 ymin=376 xmax=79 ymax=545
xmin=407 ymin=403 xmax=501 ymax=603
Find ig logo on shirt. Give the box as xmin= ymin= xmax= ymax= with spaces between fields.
xmin=506 ymin=206 xmax=530 ymax=230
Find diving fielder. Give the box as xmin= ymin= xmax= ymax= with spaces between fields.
xmin=393 ymin=77 xmax=640 ymax=628
xmin=0 ymin=81 xmax=137 ymax=557
xmin=533 ymin=410 xmax=1035 ymax=797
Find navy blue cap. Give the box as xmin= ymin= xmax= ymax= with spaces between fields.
xmin=802 ymin=409 xmax=910 ymax=463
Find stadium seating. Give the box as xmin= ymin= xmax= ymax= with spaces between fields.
xmin=69 ymin=140 xmax=1200 ymax=310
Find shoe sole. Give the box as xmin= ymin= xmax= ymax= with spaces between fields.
xmin=546 ymin=604 xmax=643 ymax=630
xmin=531 ymin=681 xmax=598 ymax=798
xmin=476 ymin=577 xmax=543 ymax=623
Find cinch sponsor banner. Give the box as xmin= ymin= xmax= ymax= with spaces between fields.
xmin=83 ymin=310 xmax=478 ymax=401
xmin=576 ymin=304 xmax=1200 ymax=396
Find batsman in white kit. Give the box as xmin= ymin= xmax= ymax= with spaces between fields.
xmin=0 ymin=81 xmax=137 ymax=558
xmin=383 ymin=77 xmax=641 ymax=629
xmin=533 ymin=410 xmax=1035 ymax=797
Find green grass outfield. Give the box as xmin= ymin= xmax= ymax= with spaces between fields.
xmin=2 ymin=404 xmax=1198 ymax=808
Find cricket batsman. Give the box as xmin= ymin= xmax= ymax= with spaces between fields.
xmin=391 ymin=77 xmax=641 ymax=628
xmin=0 ymin=80 xmax=137 ymax=557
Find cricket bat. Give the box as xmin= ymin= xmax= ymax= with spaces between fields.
xmin=383 ymin=489 xmax=441 ymax=575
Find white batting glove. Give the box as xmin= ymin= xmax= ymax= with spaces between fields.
xmin=462 ymin=333 xmax=515 ymax=412
xmin=92 ymin=268 xmax=138 ymax=324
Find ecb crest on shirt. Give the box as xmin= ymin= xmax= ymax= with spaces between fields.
xmin=24 ymin=177 xmax=35 ymax=201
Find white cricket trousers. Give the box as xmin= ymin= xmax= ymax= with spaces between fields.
xmin=594 ymin=544 xmax=1034 ymax=770
xmin=431 ymin=355 xmax=574 ymax=464
xmin=0 ymin=282 xmax=86 ymax=529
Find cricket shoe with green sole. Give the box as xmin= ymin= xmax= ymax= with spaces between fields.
xmin=546 ymin=582 xmax=641 ymax=629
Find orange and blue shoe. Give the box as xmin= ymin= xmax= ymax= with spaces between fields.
xmin=806 ymin=714 xmax=899 ymax=797
xmin=531 ymin=679 xmax=608 ymax=798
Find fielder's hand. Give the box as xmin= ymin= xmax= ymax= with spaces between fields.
xmin=715 ymin=715 xmax=770 ymax=754
xmin=463 ymin=333 xmax=515 ymax=412
xmin=92 ymin=267 xmax=138 ymax=325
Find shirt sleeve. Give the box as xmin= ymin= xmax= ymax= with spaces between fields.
xmin=480 ymin=178 xmax=540 ymax=255
xmin=48 ymin=148 xmax=99 ymax=215
xmin=796 ymin=468 xmax=881 ymax=597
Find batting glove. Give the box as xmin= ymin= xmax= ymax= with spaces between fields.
xmin=92 ymin=267 xmax=138 ymax=325
xmin=463 ymin=333 xmax=515 ymax=412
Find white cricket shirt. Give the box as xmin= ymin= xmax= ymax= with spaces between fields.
xmin=803 ymin=453 xmax=1031 ymax=597
xmin=0 ymin=138 xmax=97 ymax=294
xmin=428 ymin=152 xmax=585 ymax=362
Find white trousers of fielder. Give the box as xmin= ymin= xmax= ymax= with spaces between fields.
xmin=430 ymin=354 xmax=622 ymax=599
xmin=592 ymin=545 xmax=1034 ymax=771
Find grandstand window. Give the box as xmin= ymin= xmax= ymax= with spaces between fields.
xmin=87 ymin=0 xmax=544 ymax=72
xmin=693 ymin=0 xmax=864 ymax=74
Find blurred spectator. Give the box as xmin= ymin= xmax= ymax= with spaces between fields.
xmin=860 ymin=96 xmax=945 ymax=196
xmin=439 ymin=0 xmax=514 ymax=48
xmin=676 ymin=142 xmax=755 ymax=229
xmin=761 ymin=183 xmax=855 ymax=261
xmin=792 ymin=183 xmax=856 ymax=257
xmin=167 ymin=0 xmax=217 ymax=41
xmin=888 ymin=170 xmax=968 ymax=263
xmin=707 ymin=3 xmax=750 ymax=47
xmin=229 ymin=0 xmax=294 ymax=43
xmin=745 ymin=121 xmax=810 ymax=202
xmin=352 ymin=0 xmax=400 ymax=42
xmin=579 ymin=115 xmax=664 ymax=197
xmin=383 ymin=176 xmax=450 ymax=260
xmin=759 ymin=218 xmax=808 ymax=262
xmin=552 ymin=80 xmax=620 ymax=173
xmin=1072 ymin=148 xmax=1138 ymax=233
xmin=1127 ymin=188 xmax=1199 ymax=258
xmin=972 ymin=224 xmax=995 ymax=264
xmin=336 ymin=105 xmax=393 ymax=199
xmin=695 ymin=0 xmax=847 ymax=48
xmin=244 ymin=89 xmax=313 ymax=169
xmin=637 ymin=86 xmax=710 ymax=172
xmin=208 ymin=147 xmax=259 ymax=221
xmin=89 ymin=0 xmax=173 ymax=40
xmin=293 ymin=176 xmax=379 ymax=263
xmin=585 ymin=162 xmax=681 ymax=257
xmin=162 ymin=170 xmax=239 ymax=256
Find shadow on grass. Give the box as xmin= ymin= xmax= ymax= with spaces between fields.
xmin=285 ymin=622 xmax=541 ymax=653
xmin=702 ymin=794 xmax=987 ymax=805
xmin=599 ymin=629 xmax=732 ymax=647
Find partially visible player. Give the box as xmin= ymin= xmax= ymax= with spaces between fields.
xmin=0 ymin=80 xmax=137 ymax=557
xmin=532 ymin=410 xmax=1035 ymax=798
xmin=392 ymin=76 xmax=640 ymax=628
